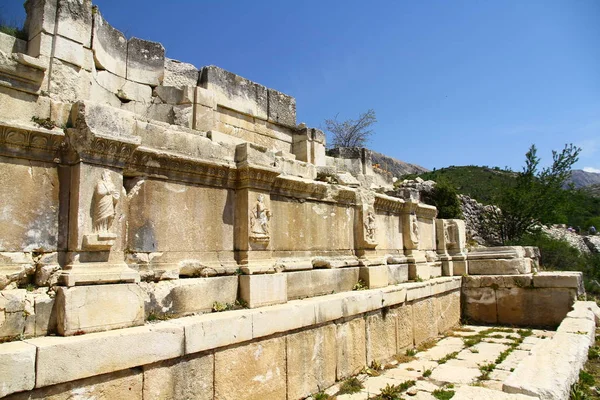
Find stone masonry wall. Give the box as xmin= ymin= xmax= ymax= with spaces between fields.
xmin=1 ymin=277 xmax=461 ymax=399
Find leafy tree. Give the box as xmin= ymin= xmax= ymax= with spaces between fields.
xmin=484 ymin=143 xmax=581 ymax=243
xmin=324 ymin=109 xmax=377 ymax=148
xmin=421 ymin=179 xmax=463 ymax=219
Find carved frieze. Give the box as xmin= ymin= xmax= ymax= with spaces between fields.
xmin=0 ymin=123 xmax=65 ymax=163
xmin=249 ymin=194 xmax=271 ymax=244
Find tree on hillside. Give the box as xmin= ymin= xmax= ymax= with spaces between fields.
xmin=484 ymin=143 xmax=581 ymax=244
xmin=324 ymin=109 xmax=377 ymax=148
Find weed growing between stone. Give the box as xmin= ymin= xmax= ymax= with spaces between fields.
xmin=437 ymin=351 xmax=459 ymax=364
xmin=417 ymin=339 xmax=437 ymax=352
xmin=422 ymin=368 xmax=432 ymax=377
xmin=337 ymin=377 xmax=364 ymax=395
xmin=353 ymin=279 xmax=368 ymax=291
xmin=369 ymin=381 xmax=415 ymax=400
xmin=312 ymin=392 xmax=332 ymax=400
xmin=432 ymin=388 xmax=455 ymax=400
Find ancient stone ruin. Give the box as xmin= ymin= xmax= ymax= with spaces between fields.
xmin=0 ymin=1 xmax=597 ymax=399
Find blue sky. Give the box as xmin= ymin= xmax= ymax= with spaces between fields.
xmin=2 ymin=1 xmax=599 ymax=172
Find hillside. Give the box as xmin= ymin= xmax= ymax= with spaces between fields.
xmin=402 ymin=165 xmax=600 ymax=228
xmin=371 ymin=151 xmax=429 ymax=177
xmin=568 ymin=169 xmax=600 ymax=189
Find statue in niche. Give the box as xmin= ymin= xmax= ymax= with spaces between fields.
xmin=445 ymin=220 xmax=458 ymax=249
xmin=92 ymin=170 xmax=120 ymax=234
xmin=409 ymin=213 xmax=420 ymax=245
xmin=250 ymin=194 xmax=271 ymax=239
xmin=364 ymin=211 xmax=376 ymax=241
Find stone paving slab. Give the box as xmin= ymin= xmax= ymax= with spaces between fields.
xmin=316 ymin=324 xmax=552 ymax=400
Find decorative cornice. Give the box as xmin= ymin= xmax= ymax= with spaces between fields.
xmin=127 ymin=146 xmax=237 ymax=188
xmin=237 ymin=162 xmax=280 ymax=191
xmin=0 ymin=122 xmax=65 ymax=163
xmin=272 ymin=176 xmax=328 ymax=199
xmin=374 ymin=193 xmax=404 ymax=213
xmin=417 ymin=203 xmax=438 ymax=219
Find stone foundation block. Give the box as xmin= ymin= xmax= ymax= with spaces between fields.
xmin=468 ymin=258 xmax=531 ymax=275
xmin=533 ymin=271 xmax=584 ymax=294
xmin=496 ymin=287 xmax=575 ymax=327
xmin=336 ymin=316 xmax=366 ymax=379
xmin=314 ymin=294 xmax=345 ymax=323
xmin=6 ymin=368 xmax=143 ymax=400
xmin=396 ymin=304 xmax=414 ymax=351
xmin=343 ymin=290 xmax=383 ymax=316
xmin=0 ymin=341 xmax=36 ymax=397
xmin=29 ymin=322 xmax=184 ymax=387
xmin=170 ymin=276 xmax=238 ymax=315
xmin=381 ymin=285 xmax=407 ymax=306
xmin=240 ymin=273 xmax=287 ymax=308
xmin=452 ymin=260 xmax=468 ymax=276
xmin=286 ymin=267 xmax=358 ymax=300
xmin=176 ymin=309 xmax=253 ymax=354
xmin=387 ymin=263 xmax=409 ymax=284
xmin=366 ymin=310 xmax=397 ymax=364
xmin=143 ymin=352 xmax=213 ymax=400
xmin=0 ymin=289 xmax=27 ymax=341
xmin=462 ymin=287 xmax=497 ymax=324
xmin=56 ymin=283 xmax=144 ymax=336
xmin=252 ymin=301 xmax=315 ymax=338
xmin=409 ymin=263 xmax=431 ymax=280
xmin=287 ymin=324 xmax=336 ymax=399
xmin=412 ymin=297 xmax=437 ymax=345
xmin=406 ymin=282 xmax=431 ymax=301
xmin=435 ymin=291 xmax=460 ymax=334
xmin=214 ymin=336 xmax=286 ymax=400
xmin=359 ymin=265 xmax=389 ymax=289
xmin=442 ymin=260 xmax=453 ymax=276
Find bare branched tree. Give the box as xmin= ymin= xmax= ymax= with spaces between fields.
xmin=324 ymin=109 xmax=377 ymax=148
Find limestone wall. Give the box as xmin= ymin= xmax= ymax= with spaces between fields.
xmin=0 ymin=277 xmax=461 ymax=399
xmin=462 ymin=272 xmax=584 ymax=327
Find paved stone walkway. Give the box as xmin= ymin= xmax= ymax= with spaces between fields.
xmin=317 ymin=325 xmax=554 ymax=399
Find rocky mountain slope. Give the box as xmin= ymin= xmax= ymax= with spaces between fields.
xmin=371 ymin=151 xmax=429 ymax=177
xmin=568 ymin=169 xmax=600 ymax=189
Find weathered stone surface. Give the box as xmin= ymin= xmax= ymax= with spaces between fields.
xmin=92 ymin=10 xmax=127 ymax=78
xmin=435 ymin=290 xmax=460 ymax=334
xmin=406 ymin=282 xmax=431 ymax=301
xmin=396 ymin=303 xmax=413 ymax=351
xmin=34 ymin=292 xmax=56 ymax=336
xmin=336 ymin=316 xmax=366 ymax=379
xmin=56 ymin=283 xmax=144 ymax=335
xmin=0 ymin=341 xmax=36 ymax=397
xmin=163 ymin=58 xmax=199 ymax=87
xmin=468 ymin=258 xmax=531 ymax=275
xmin=53 ymin=35 xmax=89 ymax=69
xmin=454 ymin=385 xmax=540 ymax=399
xmin=214 ymin=336 xmax=286 ymax=400
xmin=24 ymin=0 xmax=58 ymax=40
xmin=556 ymin=317 xmax=595 ymax=343
xmin=360 ymin=265 xmax=389 ymax=289
xmin=240 ymin=273 xmax=287 ymax=308
xmin=0 ymin=32 xmax=26 ymax=54
xmin=381 ymin=285 xmax=407 ymax=306
xmin=343 ymin=289 xmax=383 ymax=317
xmin=496 ymin=287 xmax=575 ymax=327
xmin=503 ymin=332 xmax=591 ymax=399
xmin=126 ymin=37 xmax=165 ymax=86
xmin=252 ymin=300 xmax=315 ymax=338
xmin=5 ymin=368 xmax=143 ymax=400
xmin=94 ymin=70 xmax=152 ymax=103
xmin=48 ymin=58 xmax=91 ymax=102
xmin=0 ymin=157 xmax=59 ymax=253
xmin=176 ymin=310 xmax=253 ymax=354
xmin=199 ymin=65 xmax=268 ymax=120
xmin=143 ymin=352 xmax=213 ymax=400
xmin=366 ymin=310 xmax=397 ymax=364
xmin=0 ymin=289 xmax=27 ymax=340
xmin=462 ymin=287 xmax=497 ymax=324
xmin=55 ymin=0 xmax=92 ymax=47
xmin=287 ymin=267 xmax=359 ymax=300
xmin=412 ymin=297 xmax=437 ymax=345
xmin=29 ymin=322 xmax=183 ymax=387
xmin=387 ymin=263 xmax=409 ymax=284
xmin=533 ymin=271 xmax=583 ymax=294
xmin=430 ymin=364 xmax=479 ymax=385
xmin=267 ymin=88 xmax=296 ymax=127
xmin=287 ymin=324 xmax=336 ymax=399
xmin=170 ymin=276 xmax=238 ymax=315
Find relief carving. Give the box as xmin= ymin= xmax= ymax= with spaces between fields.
xmin=409 ymin=213 xmax=420 ymax=246
xmin=250 ymin=194 xmax=271 ymax=242
xmin=364 ymin=210 xmax=376 ymax=243
xmin=84 ymin=170 xmax=119 ymax=250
